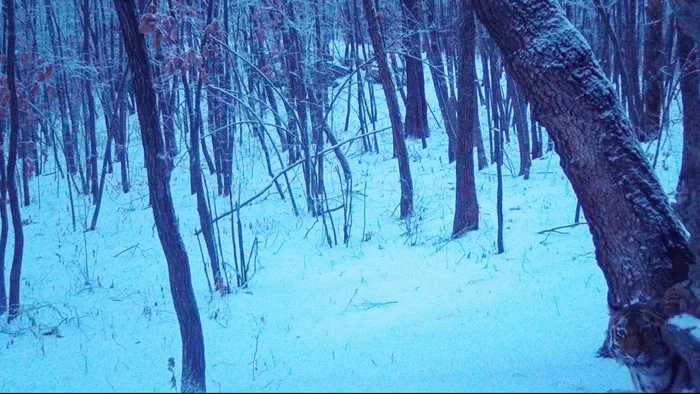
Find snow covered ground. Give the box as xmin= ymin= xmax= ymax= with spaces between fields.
xmin=0 ymin=57 xmax=686 ymax=392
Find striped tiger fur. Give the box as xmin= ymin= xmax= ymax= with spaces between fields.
xmin=603 ymin=303 xmax=692 ymax=393
xmin=663 ymin=264 xmax=700 ymax=319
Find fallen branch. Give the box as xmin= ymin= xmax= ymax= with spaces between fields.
xmin=536 ymin=222 xmax=588 ymax=235
xmin=113 ymin=243 xmax=140 ymax=258
xmin=194 ymin=127 xmax=391 ymax=235
xmin=353 ymin=299 xmax=398 ymax=311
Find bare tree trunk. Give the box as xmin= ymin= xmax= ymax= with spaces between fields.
xmin=117 ymin=52 xmax=131 ymax=194
xmin=190 ymin=0 xmax=224 ymax=293
xmin=509 ymin=77 xmax=531 ymax=179
xmin=0 ymin=117 xmax=7 ymax=316
xmin=425 ymin=0 xmax=456 ymax=161
xmin=452 ymin=0 xmax=479 ymax=237
xmin=45 ymin=0 xmax=77 ymax=175
xmin=472 ymin=0 xmax=694 ymax=310
xmin=401 ymin=0 xmax=428 ymax=140
xmin=83 ymin=0 xmax=98 ymax=201
xmin=4 ymin=0 xmax=24 ymax=323
xmin=89 ymin=68 xmax=129 ymax=231
xmin=643 ymin=0 xmax=665 ymax=141
xmin=114 ymin=1 xmax=206 ymax=391
xmin=530 ymin=108 xmax=542 ymax=159
xmin=277 ymin=0 xmax=316 ymax=214
xmin=622 ymin=0 xmax=643 ymax=137
xmin=674 ymin=29 xmax=700 ymax=260
xmin=361 ymin=0 xmax=413 ymax=218
xmin=488 ymin=50 xmax=505 ymax=254
xmin=473 ymin=76 xmax=488 ymax=170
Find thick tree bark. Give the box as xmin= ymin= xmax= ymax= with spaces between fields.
xmin=452 ymin=0 xmax=479 ymax=237
xmin=361 ymin=0 xmax=413 ymax=218
xmin=674 ymin=29 xmax=700 ymax=260
xmin=113 ymin=1 xmax=206 ymax=391
xmin=471 ymin=0 xmax=694 ymax=309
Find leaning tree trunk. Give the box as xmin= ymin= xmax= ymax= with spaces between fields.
xmin=674 ymin=29 xmax=700 ymax=261
xmin=471 ymin=0 xmax=694 ymax=310
xmin=452 ymin=0 xmax=479 ymax=237
xmin=361 ymin=0 xmax=414 ymax=218
xmin=113 ymin=1 xmax=207 ymax=392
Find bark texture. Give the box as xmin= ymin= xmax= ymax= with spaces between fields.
xmin=113 ymin=1 xmax=206 ymax=391
xmin=452 ymin=0 xmax=479 ymax=237
xmin=675 ymin=30 xmax=700 ymax=260
xmin=471 ymin=0 xmax=694 ymax=309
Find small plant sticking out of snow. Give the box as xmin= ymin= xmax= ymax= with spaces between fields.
xmin=400 ymin=200 xmax=427 ymax=246
xmin=142 ymin=305 xmax=152 ymax=321
xmin=167 ymin=357 xmax=176 ymax=391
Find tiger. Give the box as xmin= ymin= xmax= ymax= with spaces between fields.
xmin=599 ymin=303 xmax=692 ymax=393
xmin=663 ymin=264 xmax=700 ymax=319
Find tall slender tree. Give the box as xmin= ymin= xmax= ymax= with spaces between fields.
xmin=4 ymin=0 xmax=24 ymax=323
xmin=83 ymin=0 xmax=98 ymax=200
xmin=113 ymin=1 xmax=207 ymax=391
xmin=452 ymin=0 xmax=479 ymax=237
xmin=401 ymin=0 xmax=428 ymax=142
xmin=361 ymin=0 xmax=414 ymax=218
xmin=642 ymin=0 xmax=665 ymax=141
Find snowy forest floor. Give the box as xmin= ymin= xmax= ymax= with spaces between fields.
xmin=0 ymin=57 xmax=686 ymax=392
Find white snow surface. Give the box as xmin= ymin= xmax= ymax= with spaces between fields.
xmin=669 ymin=314 xmax=700 ymax=339
xmin=0 ymin=56 xmax=686 ymax=392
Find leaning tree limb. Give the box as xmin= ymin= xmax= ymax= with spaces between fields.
xmin=471 ymin=0 xmax=694 ymax=310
